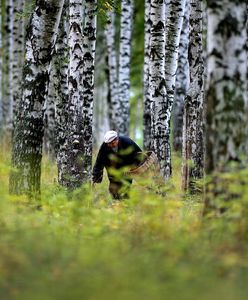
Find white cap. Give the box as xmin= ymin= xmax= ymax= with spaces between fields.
xmin=104 ymin=130 xmax=118 ymax=143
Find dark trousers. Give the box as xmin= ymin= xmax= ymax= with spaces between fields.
xmin=109 ymin=179 xmax=132 ymax=200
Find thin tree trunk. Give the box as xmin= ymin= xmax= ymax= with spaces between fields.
xmin=182 ymin=0 xmax=204 ymax=192
xmin=12 ymin=0 xmax=25 ymax=125
xmin=149 ymin=0 xmax=168 ymax=178
xmin=143 ymin=0 xmax=152 ymax=150
xmin=54 ymin=1 xmax=69 ymax=185
xmin=0 ymin=0 xmax=3 ymax=127
xmin=158 ymin=0 xmax=186 ymax=178
xmin=118 ymin=0 xmax=133 ymax=135
xmin=9 ymin=0 xmax=64 ymax=195
xmin=172 ymin=0 xmax=189 ymax=152
xmin=7 ymin=0 xmax=13 ymax=128
xmin=104 ymin=11 xmax=118 ymax=131
xmin=2 ymin=0 xmax=10 ymax=126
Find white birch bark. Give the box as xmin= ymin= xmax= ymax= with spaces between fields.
xmin=0 ymin=2 xmax=3 ymax=126
xmin=143 ymin=0 xmax=152 ymax=150
xmin=66 ymin=0 xmax=97 ymax=188
xmin=2 ymin=0 xmax=10 ymax=126
xmin=82 ymin=0 xmax=97 ymax=181
xmin=66 ymin=0 xmax=84 ymax=188
xmin=205 ymin=0 xmax=247 ymax=173
xmin=172 ymin=0 xmax=189 ymax=152
xmin=164 ymin=0 xmax=186 ymax=177
xmin=118 ymin=0 xmax=133 ymax=135
xmin=182 ymin=0 xmax=204 ymax=192
xmin=104 ymin=11 xmax=119 ymax=131
xmin=12 ymin=0 xmax=25 ymax=125
xmin=9 ymin=0 xmax=64 ymax=195
xmin=7 ymin=0 xmax=13 ymax=127
xmin=54 ymin=1 xmax=70 ymax=185
xmin=149 ymin=0 xmax=168 ymax=178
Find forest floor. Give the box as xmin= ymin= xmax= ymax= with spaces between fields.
xmin=0 ymin=143 xmax=248 ymax=300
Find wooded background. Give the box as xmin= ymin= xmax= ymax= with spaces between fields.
xmin=0 ymin=0 xmax=247 ymax=202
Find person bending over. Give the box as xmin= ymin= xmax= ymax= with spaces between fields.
xmin=92 ymin=130 xmax=142 ymax=199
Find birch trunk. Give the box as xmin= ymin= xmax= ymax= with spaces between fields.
xmin=205 ymin=0 xmax=247 ymax=173
xmin=2 ymin=0 xmax=10 ymax=126
xmin=81 ymin=0 xmax=97 ymax=181
xmin=66 ymin=0 xmax=84 ymax=188
xmin=149 ymin=0 xmax=168 ymax=178
xmin=0 ymin=1 xmax=3 ymax=126
xmin=12 ymin=0 xmax=25 ymax=125
xmin=104 ymin=11 xmax=119 ymax=131
xmin=204 ymin=0 xmax=247 ymax=213
xmin=7 ymin=0 xmax=13 ymax=128
xmin=66 ymin=0 xmax=96 ymax=189
xmin=157 ymin=0 xmax=186 ymax=178
xmin=182 ymin=0 xmax=204 ymax=192
xmin=172 ymin=0 xmax=189 ymax=152
xmin=9 ymin=0 xmax=64 ymax=195
xmin=54 ymin=1 xmax=70 ymax=185
xmin=118 ymin=0 xmax=133 ymax=135
xmin=143 ymin=0 xmax=152 ymax=150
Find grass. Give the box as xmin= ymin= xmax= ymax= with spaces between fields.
xmin=1 ymin=144 xmax=248 ymax=300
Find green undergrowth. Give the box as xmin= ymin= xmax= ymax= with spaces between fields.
xmin=1 ymin=146 xmax=248 ymax=300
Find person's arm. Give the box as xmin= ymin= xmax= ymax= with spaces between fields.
xmin=92 ymin=144 xmax=106 ymax=183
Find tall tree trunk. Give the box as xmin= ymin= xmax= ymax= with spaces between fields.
xmin=65 ymin=0 xmax=97 ymax=189
xmin=12 ymin=0 xmax=25 ymax=125
xmin=143 ymin=0 xmax=152 ymax=150
xmin=149 ymin=0 xmax=168 ymax=178
xmin=172 ymin=0 xmax=189 ymax=152
xmin=9 ymin=0 xmax=64 ymax=195
xmin=104 ymin=11 xmax=118 ymax=131
xmin=181 ymin=0 xmax=204 ymax=192
xmin=54 ymin=1 xmax=69 ymax=185
xmin=204 ymin=0 xmax=247 ymax=212
xmin=7 ymin=0 xmax=13 ymax=128
xmin=81 ymin=0 xmax=97 ymax=182
xmin=205 ymin=0 xmax=247 ymax=173
xmin=0 ymin=0 xmax=3 ymax=127
xmin=118 ymin=0 xmax=133 ymax=135
xmin=66 ymin=0 xmax=85 ymax=188
xmin=2 ymin=0 xmax=10 ymax=127
xmin=155 ymin=0 xmax=186 ymax=178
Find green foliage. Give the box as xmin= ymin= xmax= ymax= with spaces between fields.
xmin=1 ymin=145 xmax=248 ymax=300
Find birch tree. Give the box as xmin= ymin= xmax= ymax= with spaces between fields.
xmin=9 ymin=0 xmax=64 ymax=195
xmin=7 ymin=0 xmax=13 ymax=128
xmin=12 ymin=0 xmax=25 ymax=124
xmin=143 ymin=0 xmax=152 ymax=150
xmin=205 ymin=0 xmax=247 ymax=173
xmin=53 ymin=1 xmax=69 ymax=185
xmin=181 ymin=0 xmax=204 ymax=192
xmin=204 ymin=0 xmax=247 ymax=211
xmin=152 ymin=0 xmax=186 ymax=178
xmin=118 ymin=0 xmax=133 ymax=135
xmin=104 ymin=10 xmax=118 ymax=131
xmin=149 ymin=0 xmax=168 ymax=177
xmin=172 ymin=0 xmax=189 ymax=152
xmin=0 ymin=1 xmax=3 ymax=127
xmin=65 ymin=0 xmax=97 ymax=189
